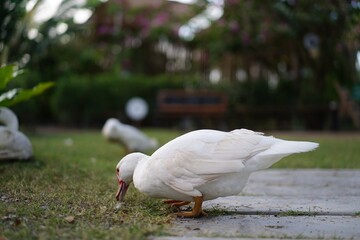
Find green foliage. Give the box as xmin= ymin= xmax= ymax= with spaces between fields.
xmin=0 ymin=65 xmax=14 ymax=89
xmin=0 ymin=82 xmax=55 ymax=107
xmin=0 ymin=64 xmax=54 ymax=107
xmin=0 ymin=0 xmax=26 ymax=44
xmin=195 ymin=0 xmax=360 ymax=89
xmin=2 ymin=0 xmax=357 ymax=129
xmin=0 ymin=0 xmax=32 ymax=65
xmin=51 ymin=72 xmax=198 ymax=126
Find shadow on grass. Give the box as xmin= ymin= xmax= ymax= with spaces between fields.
xmin=0 ymin=158 xmax=45 ymax=168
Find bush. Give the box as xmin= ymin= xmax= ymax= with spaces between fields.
xmin=11 ymin=65 xmax=333 ymax=130
xmin=51 ymin=72 xmax=198 ymax=126
xmin=212 ymin=78 xmax=297 ymax=108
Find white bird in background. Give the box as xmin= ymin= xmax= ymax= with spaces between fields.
xmin=0 ymin=107 xmax=33 ymax=160
xmin=115 ymin=129 xmax=318 ymax=218
xmin=102 ymin=118 xmax=158 ymax=154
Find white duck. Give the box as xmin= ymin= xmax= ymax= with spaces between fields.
xmin=115 ymin=129 xmax=318 ymax=217
xmin=102 ymin=118 xmax=158 ymax=154
xmin=0 ymin=107 xmax=33 ymax=160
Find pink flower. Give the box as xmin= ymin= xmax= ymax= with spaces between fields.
xmin=140 ymin=28 xmax=150 ymax=38
xmin=225 ymin=0 xmax=239 ymax=6
xmin=134 ymin=15 xmax=150 ymax=28
xmin=242 ymin=32 xmax=250 ymax=45
xmin=97 ymin=25 xmax=113 ymax=35
xmin=228 ymin=21 xmax=239 ymax=33
xmin=152 ymin=12 xmax=169 ymax=27
xmin=217 ymin=19 xmax=226 ymax=27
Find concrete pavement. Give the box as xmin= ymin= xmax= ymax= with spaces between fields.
xmin=152 ymin=169 xmax=360 ymax=239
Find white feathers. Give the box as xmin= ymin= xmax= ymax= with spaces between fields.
xmin=0 ymin=107 xmax=33 ymax=160
xmin=102 ymin=118 xmax=158 ymax=153
xmin=117 ymin=128 xmax=318 ymax=202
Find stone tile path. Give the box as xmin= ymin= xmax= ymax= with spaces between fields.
xmin=153 ymin=170 xmax=360 ymax=239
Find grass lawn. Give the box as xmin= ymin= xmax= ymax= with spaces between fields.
xmin=1 ymin=128 xmax=360 ymax=239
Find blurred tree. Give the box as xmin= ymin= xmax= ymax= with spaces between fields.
xmin=0 ymin=1 xmax=55 ymax=116
xmin=3 ymin=0 xmax=359 ymax=128
xmin=0 ymin=0 xmax=101 ymax=123
xmin=0 ymin=0 xmax=100 ymax=66
xmin=1 ymin=0 xmax=30 ymax=65
xmin=193 ymin=0 xmax=360 ymax=103
xmin=89 ymin=0 xmax=198 ymax=74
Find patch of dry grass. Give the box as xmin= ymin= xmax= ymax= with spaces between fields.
xmin=0 ymin=129 xmax=178 ymax=239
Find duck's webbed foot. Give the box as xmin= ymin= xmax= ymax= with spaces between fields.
xmin=163 ymin=199 xmax=191 ymax=208
xmin=175 ymin=196 xmax=205 ymax=218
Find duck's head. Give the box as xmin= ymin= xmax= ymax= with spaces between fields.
xmin=115 ymin=152 xmax=146 ymax=201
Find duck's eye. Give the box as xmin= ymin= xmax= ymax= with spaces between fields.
xmin=116 ymin=168 xmax=119 ymax=174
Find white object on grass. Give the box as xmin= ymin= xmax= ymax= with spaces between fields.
xmin=102 ymin=118 xmax=158 ymax=154
xmin=0 ymin=107 xmax=33 ymax=160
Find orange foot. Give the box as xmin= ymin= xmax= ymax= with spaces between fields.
xmin=163 ymin=199 xmax=191 ymax=208
xmin=176 ymin=196 xmax=206 ymax=218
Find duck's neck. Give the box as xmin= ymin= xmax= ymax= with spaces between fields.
xmin=124 ymin=152 xmax=150 ymax=180
xmin=132 ymin=155 xmax=151 ymax=184
xmin=0 ymin=108 xmax=19 ymax=130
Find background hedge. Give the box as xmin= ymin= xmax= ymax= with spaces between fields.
xmin=8 ymin=69 xmax=336 ymax=130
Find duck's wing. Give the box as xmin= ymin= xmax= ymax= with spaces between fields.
xmin=154 ymin=129 xmax=272 ymax=197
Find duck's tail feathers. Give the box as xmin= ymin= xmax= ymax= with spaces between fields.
xmin=270 ymin=140 xmax=319 ymax=155
xmin=249 ymin=140 xmax=318 ymax=170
